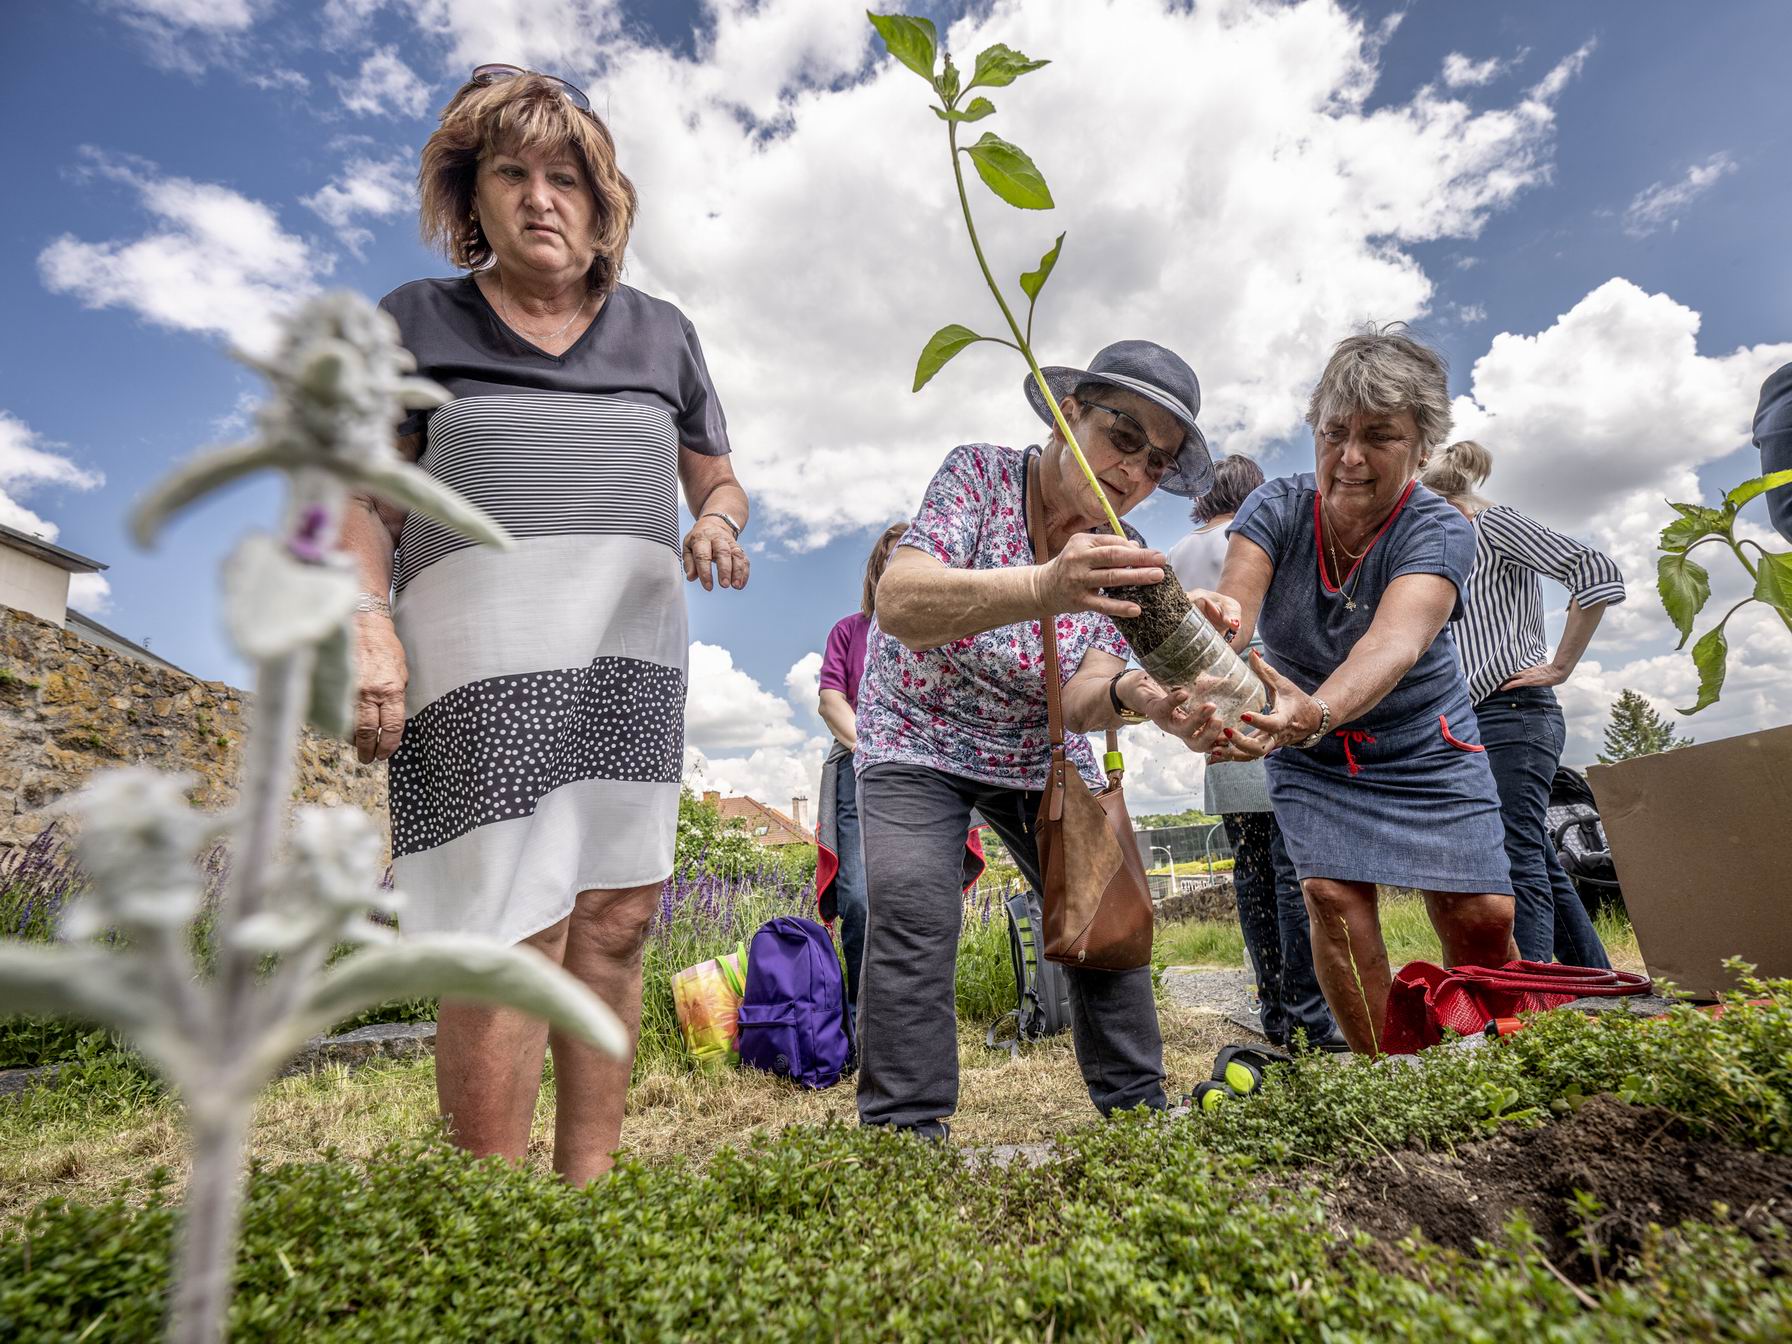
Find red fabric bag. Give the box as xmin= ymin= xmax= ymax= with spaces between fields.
xmin=1382 ymin=960 xmax=1652 ymax=1054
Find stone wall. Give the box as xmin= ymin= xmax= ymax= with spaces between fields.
xmin=0 ymin=605 xmax=386 ymax=850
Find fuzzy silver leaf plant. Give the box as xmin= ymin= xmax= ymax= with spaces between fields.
xmin=0 ymin=292 xmax=628 ymax=1344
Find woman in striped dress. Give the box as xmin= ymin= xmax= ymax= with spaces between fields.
xmin=341 ymin=67 xmax=750 ymax=1184
xmin=1419 ymin=441 xmax=1624 ymax=967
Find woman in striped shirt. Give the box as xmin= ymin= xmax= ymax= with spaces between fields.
xmin=1418 ymin=441 xmax=1623 ymax=968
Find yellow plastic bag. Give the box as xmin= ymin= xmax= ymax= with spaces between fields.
xmin=672 ymin=942 xmax=749 ymax=1069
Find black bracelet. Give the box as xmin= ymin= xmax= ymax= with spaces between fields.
xmin=1108 ymin=671 xmax=1146 ymax=724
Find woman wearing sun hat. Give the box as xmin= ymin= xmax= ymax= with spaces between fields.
xmin=340 ymin=64 xmax=751 ymax=1184
xmin=853 ymin=340 xmax=1237 ymax=1139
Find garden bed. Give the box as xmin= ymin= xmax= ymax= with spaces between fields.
xmin=2 ymin=981 xmax=1788 ymax=1341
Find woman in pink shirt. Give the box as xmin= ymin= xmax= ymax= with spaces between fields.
xmin=816 ymin=524 xmax=907 ymax=1033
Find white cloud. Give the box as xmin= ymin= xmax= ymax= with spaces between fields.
xmin=1441 ymin=51 xmax=1516 ymax=88
xmin=38 ymin=150 xmax=326 ymax=356
xmin=682 ymin=645 xmax=830 ymax=809
xmin=403 ymin=0 xmax=625 ymax=73
xmin=684 ymin=640 xmax=809 ymax=754
xmin=1527 ymin=39 xmax=1595 ymax=101
xmin=784 ymin=650 xmax=824 ymax=727
xmin=1453 ymin=302 xmax=1488 ymax=324
xmin=1623 ymin=152 xmax=1738 ymax=238
xmin=301 ymin=152 xmax=414 ymax=257
xmin=113 ymin=0 xmax=259 ymax=29
xmin=246 ymin=66 xmax=309 ymax=92
xmin=67 ymin=572 xmax=115 ymax=616
xmin=0 ymin=411 xmax=106 ymax=540
xmin=336 ymin=47 xmax=433 ymax=118
xmin=1447 ymin=278 xmax=1792 ymax=759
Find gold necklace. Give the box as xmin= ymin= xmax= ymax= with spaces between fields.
xmin=1322 ymin=501 xmax=1369 ymax=612
xmin=497 ymin=270 xmax=589 ymax=346
xmin=1320 ymin=495 xmax=1376 ymax=560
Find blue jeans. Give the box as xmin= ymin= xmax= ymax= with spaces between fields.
xmin=831 ymin=752 xmax=869 ymax=1026
xmin=1221 ymin=811 xmax=1336 ymax=1046
xmin=1475 ymin=687 xmax=1611 ymax=968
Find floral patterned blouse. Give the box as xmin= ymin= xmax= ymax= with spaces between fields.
xmin=855 ymin=443 xmax=1131 ymax=790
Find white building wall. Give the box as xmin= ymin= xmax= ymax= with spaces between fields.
xmin=0 ymin=550 xmax=72 ymax=625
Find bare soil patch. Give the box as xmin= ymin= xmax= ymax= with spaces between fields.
xmin=1324 ymin=1094 xmax=1792 ymax=1281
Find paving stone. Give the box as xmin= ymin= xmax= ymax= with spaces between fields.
xmin=0 ymin=1063 xmax=63 ymax=1099
xmin=962 ymin=1141 xmax=1056 ymax=1172
xmin=1160 ymin=966 xmax=1268 ymax=1040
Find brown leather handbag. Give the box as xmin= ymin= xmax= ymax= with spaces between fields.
xmin=1026 ymin=460 xmax=1154 ymax=971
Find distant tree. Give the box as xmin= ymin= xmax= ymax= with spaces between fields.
xmin=1133 ymin=807 xmax=1220 ymax=829
xmin=1597 ymin=688 xmax=1693 ymax=763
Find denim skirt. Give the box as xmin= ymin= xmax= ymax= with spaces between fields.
xmin=1265 ymin=686 xmax=1514 ymax=895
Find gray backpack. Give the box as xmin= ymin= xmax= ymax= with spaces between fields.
xmin=986 ymin=887 xmax=1072 ymax=1054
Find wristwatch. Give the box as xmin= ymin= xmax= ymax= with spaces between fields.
xmin=701 ymin=511 xmax=742 ymax=539
xmin=1108 ymin=670 xmax=1147 ymax=725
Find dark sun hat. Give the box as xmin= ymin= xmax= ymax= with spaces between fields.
xmin=1023 ymin=339 xmax=1215 ymax=497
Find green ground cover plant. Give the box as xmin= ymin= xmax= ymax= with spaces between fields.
xmin=4 ymin=978 xmax=1788 ymax=1342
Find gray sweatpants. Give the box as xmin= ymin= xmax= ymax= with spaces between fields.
xmin=855 ymin=762 xmax=1167 ymax=1136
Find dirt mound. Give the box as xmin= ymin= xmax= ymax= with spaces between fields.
xmin=1325 ymin=1095 xmax=1792 ymax=1280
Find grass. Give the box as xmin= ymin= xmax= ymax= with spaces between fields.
xmin=4 ymin=980 xmax=1790 ymax=1341
xmin=0 ymin=1002 xmax=1237 ymax=1226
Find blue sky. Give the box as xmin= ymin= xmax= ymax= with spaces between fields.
xmin=2 ymin=0 xmax=1786 ymax=805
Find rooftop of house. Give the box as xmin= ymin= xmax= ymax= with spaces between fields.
xmin=0 ymin=523 xmax=107 ymax=574
xmin=702 ymin=790 xmax=813 ymax=847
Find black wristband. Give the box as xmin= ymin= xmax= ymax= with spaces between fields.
xmin=1108 ymin=670 xmax=1145 ymax=724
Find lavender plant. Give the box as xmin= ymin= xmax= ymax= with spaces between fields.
xmin=1656 ymin=468 xmax=1792 ymax=712
xmin=0 ymin=292 xmax=627 ymax=1344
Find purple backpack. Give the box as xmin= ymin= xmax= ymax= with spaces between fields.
xmin=735 ymin=916 xmax=852 ymax=1089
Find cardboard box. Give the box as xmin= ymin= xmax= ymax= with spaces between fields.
xmin=1588 ymin=724 xmax=1792 ymax=1000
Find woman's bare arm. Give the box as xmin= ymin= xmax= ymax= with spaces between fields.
xmin=875 ymin=537 xmax=1168 ymax=652
xmin=340 ymin=432 xmax=421 ymax=763
xmin=818 ymin=688 xmax=857 ymax=750
xmin=1308 ymin=573 xmax=1457 ymax=724
xmin=679 ymin=448 xmax=750 ymax=591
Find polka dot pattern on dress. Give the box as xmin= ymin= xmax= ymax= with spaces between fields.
xmin=388 ymin=657 xmax=685 ymax=857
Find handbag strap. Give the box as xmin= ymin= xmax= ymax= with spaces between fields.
xmin=1025 ymin=453 xmax=1121 ymax=780
xmin=1449 ymin=962 xmax=1652 ymax=997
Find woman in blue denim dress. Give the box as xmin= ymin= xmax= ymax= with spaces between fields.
xmin=1207 ymin=328 xmax=1517 ymax=1053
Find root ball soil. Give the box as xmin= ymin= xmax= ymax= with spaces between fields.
xmin=1107 ymin=569 xmax=1193 ymax=657
xmin=1325 ymin=1095 xmax=1792 ymax=1282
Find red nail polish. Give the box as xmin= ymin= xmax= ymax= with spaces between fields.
xmin=1240 ymin=713 xmax=1254 ymax=723
xmin=1224 ymin=728 xmax=1236 ymax=739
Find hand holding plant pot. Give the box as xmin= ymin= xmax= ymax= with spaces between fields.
xmin=1029 ymin=532 xmax=1170 ymax=621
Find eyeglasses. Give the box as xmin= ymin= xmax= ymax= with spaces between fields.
xmin=1081 ymin=401 xmax=1181 ymax=482
xmin=469 ymin=63 xmax=591 ymax=113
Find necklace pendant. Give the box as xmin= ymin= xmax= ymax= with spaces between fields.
xmin=1345 ymin=598 xmax=1358 ymax=612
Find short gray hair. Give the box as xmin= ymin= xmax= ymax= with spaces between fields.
xmin=1305 ymin=324 xmax=1454 ymax=453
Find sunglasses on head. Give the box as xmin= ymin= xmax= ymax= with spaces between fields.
xmin=1080 ymin=400 xmax=1182 ymax=482
xmin=469 ymin=63 xmax=591 ymax=112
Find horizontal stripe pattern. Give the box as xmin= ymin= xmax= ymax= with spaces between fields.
xmin=1460 ymin=504 xmax=1627 ymax=704
xmin=394 ymin=392 xmax=679 ymax=593
xmin=388 ymin=656 xmax=685 ymax=857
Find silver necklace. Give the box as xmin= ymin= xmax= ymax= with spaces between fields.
xmin=497 ymin=271 xmax=589 ymax=346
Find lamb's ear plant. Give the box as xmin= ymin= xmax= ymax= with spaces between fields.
xmin=0 ymin=292 xmax=628 ymax=1344
xmin=1655 ymin=469 xmax=1792 ymax=713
